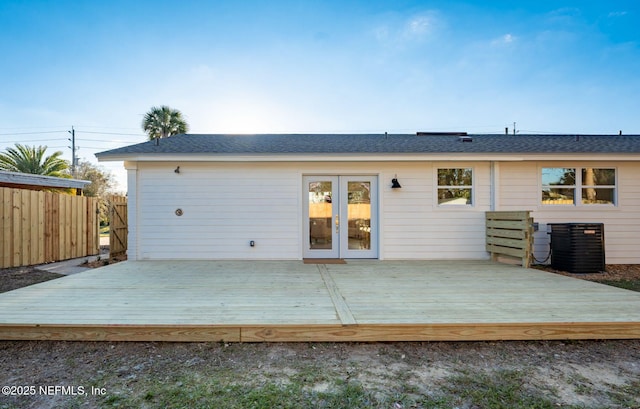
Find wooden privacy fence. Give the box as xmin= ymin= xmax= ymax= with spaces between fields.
xmin=486 ymin=211 xmax=534 ymax=268
xmin=1 ymin=187 xmax=99 ymax=268
xmin=109 ymin=195 xmax=127 ymax=257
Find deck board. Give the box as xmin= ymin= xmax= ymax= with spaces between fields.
xmin=317 ymin=264 xmax=357 ymax=325
xmin=1 ymin=260 xmax=640 ymax=341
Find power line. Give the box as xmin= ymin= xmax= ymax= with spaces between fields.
xmin=73 ymin=125 xmax=141 ymax=131
xmin=0 ymin=130 xmax=66 ymax=136
xmin=68 ymin=138 xmax=133 ymax=143
xmin=2 ymin=137 xmax=136 ymax=144
xmin=2 ymin=131 xmax=144 ymax=137
xmin=79 ymin=131 xmax=146 ymax=136
xmin=0 ymin=138 xmax=65 ymax=143
xmin=0 ymin=126 xmax=68 ymax=130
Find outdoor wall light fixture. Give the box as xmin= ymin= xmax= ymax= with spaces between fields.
xmin=391 ymin=175 xmax=402 ymax=189
xmin=174 ymin=166 xmax=180 ymax=173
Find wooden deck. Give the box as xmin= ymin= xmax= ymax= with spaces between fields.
xmin=1 ymin=260 xmax=640 ymax=342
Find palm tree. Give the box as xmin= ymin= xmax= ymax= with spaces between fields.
xmin=0 ymin=144 xmax=69 ymax=177
xmin=142 ymin=105 xmax=189 ymax=140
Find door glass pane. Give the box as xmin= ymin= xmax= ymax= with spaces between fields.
xmin=347 ymin=181 xmax=370 ymax=250
xmin=308 ymin=181 xmax=333 ymax=249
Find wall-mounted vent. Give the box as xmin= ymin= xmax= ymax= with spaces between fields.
xmin=416 ymin=132 xmax=468 ymax=136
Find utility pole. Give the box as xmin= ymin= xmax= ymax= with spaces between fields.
xmin=68 ymin=126 xmax=77 ymax=177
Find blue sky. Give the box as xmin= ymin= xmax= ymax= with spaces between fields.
xmin=1 ymin=1 xmax=639 ymax=189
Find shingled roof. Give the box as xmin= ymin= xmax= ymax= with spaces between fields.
xmin=95 ymin=133 xmax=640 ymax=160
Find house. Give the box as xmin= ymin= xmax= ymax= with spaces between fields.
xmin=95 ymin=133 xmax=640 ymax=264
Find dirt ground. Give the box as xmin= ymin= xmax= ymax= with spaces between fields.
xmin=536 ymin=263 xmax=640 ymax=282
xmin=0 ymin=267 xmax=64 ymax=294
xmin=1 ymin=263 xmax=639 ymax=408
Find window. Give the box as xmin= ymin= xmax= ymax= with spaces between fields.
xmin=541 ymin=168 xmax=575 ymax=205
xmin=581 ymin=168 xmax=615 ymax=205
xmin=437 ymin=168 xmax=473 ymax=205
xmin=542 ymin=167 xmax=615 ymax=206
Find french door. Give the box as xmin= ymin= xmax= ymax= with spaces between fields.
xmin=303 ymin=175 xmax=378 ymax=259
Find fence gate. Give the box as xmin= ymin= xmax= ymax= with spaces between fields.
xmin=109 ymin=195 xmax=128 ymax=257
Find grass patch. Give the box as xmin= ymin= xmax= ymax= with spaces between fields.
xmin=96 ymin=368 xmax=585 ymax=409
xmin=598 ymin=279 xmax=640 ymax=292
xmin=99 ymin=375 xmax=450 ymax=409
xmin=11 ymin=364 xmax=626 ymax=409
xmin=568 ymin=374 xmax=594 ymax=395
xmin=606 ymin=380 xmax=640 ymax=408
xmin=112 ymin=380 xmax=352 ymax=408
xmin=444 ymin=369 xmax=565 ymax=409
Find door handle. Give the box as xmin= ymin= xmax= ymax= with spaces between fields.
xmin=335 ymin=214 xmax=340 ymax=233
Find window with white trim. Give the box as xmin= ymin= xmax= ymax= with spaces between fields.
xmin=437 ymin=168 xmax=473 ymax=205
xmin=541 ymin=167 xmax=616 ymax=206
xmin=581 ymin=168 xmax=615 ymax=205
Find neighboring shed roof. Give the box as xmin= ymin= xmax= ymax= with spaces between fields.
xmin=0 ymin=171 xmax=91 ymax=190
xmin=95 ymin=133 xmax=640 ymax=160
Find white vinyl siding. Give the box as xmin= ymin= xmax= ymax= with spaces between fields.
xmin=127 ymin=159 xmax=640 ymax=264
xmin=135 ymin=162 xmax=300 ymax=260
xmin=130 ymin=161 xmax=493 ymax=261
xmin=382 ymin=162 xmax=490 ymax=260
xmin=499 ymin=161 xmax=640 ymax=264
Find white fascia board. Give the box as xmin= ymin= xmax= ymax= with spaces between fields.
xmin=97 ymin=152 xmax=640 ymax=163
xmin=99 ymin=153 xmax=524 ymax=162
xmin=506 ymin=153 xmax=640 ymax=161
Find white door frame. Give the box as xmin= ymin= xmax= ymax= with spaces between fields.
xmin=303 ymin=175 xmax=378 ymax=259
